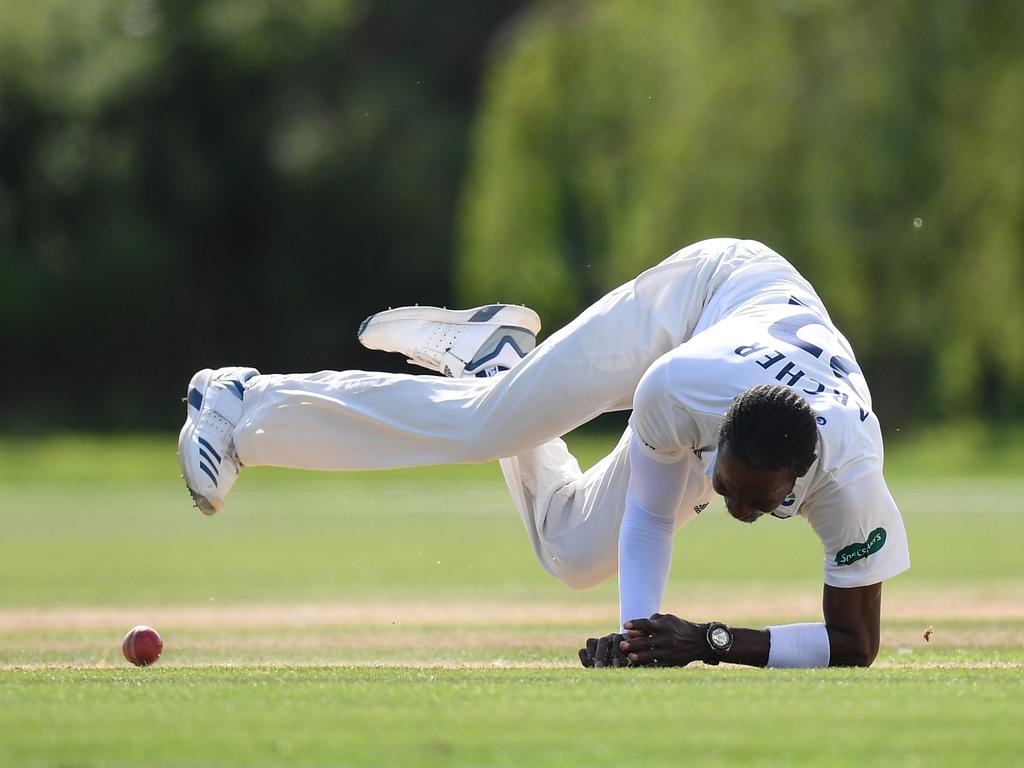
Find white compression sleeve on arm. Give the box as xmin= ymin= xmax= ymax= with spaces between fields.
xmin=618 ymin=436 xmax=689 ymax=629
xmin=766 ymin=623 xmax=831 ymax=668
xmin=618 ymin=495 xmax=675 ymax=628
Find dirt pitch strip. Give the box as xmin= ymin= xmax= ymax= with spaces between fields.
xmin=1 ymin=588 xmax=1020 ymax=629
xmin=1 ymin=589 xmax=1021 ymax=669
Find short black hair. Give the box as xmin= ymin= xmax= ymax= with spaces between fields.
xmin=718 ymin=384 xmax=819 ymax=477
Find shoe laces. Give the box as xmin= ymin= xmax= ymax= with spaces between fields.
xmin=197 ymin=408 xmax=240 ymax=467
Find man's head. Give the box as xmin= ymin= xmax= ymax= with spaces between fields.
xmin=713 ymin=384 xmax=819 ymax=524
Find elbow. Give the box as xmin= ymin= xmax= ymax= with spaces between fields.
xmin=855 ymin=651 xmax=877 ymax=668
xmin=831 ymin=641 xmax=878 ymax=668
xmin=827 ymin=625 xmax=879 ymax=668
xmin=835 ymin=651 xmax=875 ymax=668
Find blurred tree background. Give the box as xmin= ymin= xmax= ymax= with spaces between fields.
xmin=1 ymin=0 xmax=1021 ymax=431
xmin=0 ymin=0 xmax=525 ymax=429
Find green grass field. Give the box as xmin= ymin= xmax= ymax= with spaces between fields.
xmin=0 ymin=430 xmax=1021 ymax=767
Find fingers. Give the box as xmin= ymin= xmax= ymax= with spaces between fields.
xmin=620 ymin=632 xmax=660 ymax=652
xmin=579 ymin=637 xmax=598 ymax=668
xmin=623 ymin=614 xmax=663 ymax=633
xmin=584 ymin=631 xmax=664 ymax=669
xmin=620 ymin=633 xmax=672 ymax=666
xmin=623 ymin=648 xmax=663 ymax=666
xmin=588 ymin=633 xmax=630 ymax=668
xmin=610 ymin=634 xmax=628 ymax=668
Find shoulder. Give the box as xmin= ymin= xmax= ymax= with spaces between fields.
xmin=630 ymin=351 xmax=724 ymax=459
xmin=634 ymin=342 xmax=741 ymax=422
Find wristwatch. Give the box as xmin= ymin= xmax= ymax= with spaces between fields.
xmin=703 ymin=621 xmax=734 ymax=665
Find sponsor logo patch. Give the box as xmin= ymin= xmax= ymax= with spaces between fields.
xmin=835 ymin=528 xmax=887 ymax=566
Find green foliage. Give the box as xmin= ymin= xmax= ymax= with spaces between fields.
xmin=3 ymin=1 xmax=1022 ymax=429
xmin=0 ymin=0 xmax=522 ymax=429
xmin=458 ymin=0 xmax=1024 ymax=420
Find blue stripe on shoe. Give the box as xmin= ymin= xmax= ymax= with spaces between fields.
xmin=357 ymin=315 xmax=372 ymax=338
xmin=474 ymin=367 xmax=507 ymax=378
xmin=199 ymin=462 xmax=218 ymax=486
xmin=230 ymin=380 xmax=245 ymax=400
xmin=199 ymin=448 xmax=219 ymax=475
xmin=467 ymin=335 xmax=529 ymax=369
xmin=197 ymin=437 xmax=222 ymax=463
xmin=468 ymin=305 xmax=504 ymax=322
xmin=187 ymin=388 xmax=203 ymax=411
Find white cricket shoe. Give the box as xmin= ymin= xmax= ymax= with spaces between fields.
xmin=358 ymin=304 xmax=541 ymax=378
xmin=177 ymin=366 xmax=259 ymax=515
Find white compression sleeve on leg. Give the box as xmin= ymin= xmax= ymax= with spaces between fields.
xmin=618 ymin=436 xmax=689 ymax=629
xmin=766 ymin=623 xmax=831 ymax=668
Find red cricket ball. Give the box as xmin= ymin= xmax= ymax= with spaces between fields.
xmin=122 ymin=625 xmax=163 ymax=666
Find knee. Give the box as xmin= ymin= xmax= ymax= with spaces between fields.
xmin=546 ymin=552 xmax=614 ymax=591
xmin=453 ymin=429 xmax=504 ymax=464
xmin=555 ymin=568 xmax=607 ymax=591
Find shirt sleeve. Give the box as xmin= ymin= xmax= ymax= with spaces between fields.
xmin=629 ymin=352 xmax=703 ymax=464
xmin=801 ymin=459 xmax=911 ymax=588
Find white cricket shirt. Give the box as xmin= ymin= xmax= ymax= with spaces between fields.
xmin=629 ymin=274 xmax=911 ymax=589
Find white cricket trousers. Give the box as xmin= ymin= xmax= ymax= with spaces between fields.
xmin=234 ymin=238 xmax=793 ymax=588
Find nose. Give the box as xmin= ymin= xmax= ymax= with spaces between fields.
xmin=725 ymin=499 xmax=761 ymax=523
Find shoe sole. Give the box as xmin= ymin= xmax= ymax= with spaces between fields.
xmin=177 ymin=368 xmax=220 ymax=516
xmin=357 ymin=304 xmax=541 ymax=349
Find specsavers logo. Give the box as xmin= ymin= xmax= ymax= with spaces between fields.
xmin=835 ymin=528 xmax=887 ymax=566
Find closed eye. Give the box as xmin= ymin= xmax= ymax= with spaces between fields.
xmin=714 ymin=472 xmax=776 ymax=510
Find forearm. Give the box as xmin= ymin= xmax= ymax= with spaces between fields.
xmin=703 ymin=584 xmax=883 ymax=668
xmin=709 ymin=627 xmax=771 ymax=667
xmin=702 ymin=580 xmax=882 ymax=668
xmin=617 ymin=437 xmax=689 ymax=627
xmin=711 ymin=623 xmax=827 ymax=668
xmin=714 ymin=622 xmax=865 ymax=668
xmin=618 ymin=495 xmax=674 ymax=627
xmin=720 ymin=618 xmax=831 ymax=667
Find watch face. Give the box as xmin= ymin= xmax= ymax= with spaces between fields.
xmin=710 ymin=626 xmax=731 ymax=650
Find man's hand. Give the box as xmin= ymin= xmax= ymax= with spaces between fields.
xmin=617 ymin=613 xmax=708 ymax=667
xmin=578 ymin=632 xmax=629 ymax=668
